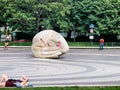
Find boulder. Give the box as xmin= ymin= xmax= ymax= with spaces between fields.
xmin=31 ymin=30 xmax=69 ymax=58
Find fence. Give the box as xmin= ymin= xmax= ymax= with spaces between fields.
xmin=68 ymin=42 xmax=120 ymax=47
xmin=104 ymin=42 xmax=120 ymax=47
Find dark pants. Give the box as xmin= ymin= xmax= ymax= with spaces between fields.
xmin=99 ymin=43 xmax=104 ymax=50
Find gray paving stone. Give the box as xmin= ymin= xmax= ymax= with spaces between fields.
xmin=0 ymin=47 xmax=120 ymax=87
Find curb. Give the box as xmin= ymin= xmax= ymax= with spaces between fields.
xmin=70 ymin=46 xmax=120 ymax=49
xmin=0 ymin=46 xmax=120 ymax=49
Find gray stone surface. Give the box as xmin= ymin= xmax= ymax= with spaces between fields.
xmin=0 ymin=47 xmax=120 ymax=87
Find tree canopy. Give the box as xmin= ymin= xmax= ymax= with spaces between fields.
xmin=0 ymin=0 xmax=120 ymax=36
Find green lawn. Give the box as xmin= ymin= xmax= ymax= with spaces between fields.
xmin=68 ymin=42 xmax=99 ymax=46
xmin=0 ymin=41 xmax=120 ymax=47
xmin=0 ymin=86 xmax=120 ymax=90
xmin=0 ymin=41 xmax=99 ymax=47
xmin=1 ymin=41 xmax=92 ymax=46
xmin=0 ymin=42 xmax=32 ymax=46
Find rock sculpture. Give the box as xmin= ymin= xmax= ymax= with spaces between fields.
xmin=31 ymin=30 xmax=69 ymax=58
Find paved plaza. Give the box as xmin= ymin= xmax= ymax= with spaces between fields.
xmin=0 ymin=47 xmax=120 ymax=87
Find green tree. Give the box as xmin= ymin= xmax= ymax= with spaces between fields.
xmin=0 ymin=0 xmax=120 ymax=40
xmin=68 ymin=0 xmax=120 ymax=37
xmin=96 ymin=0 xmax=120 ymax=34
xmin=32 ymin=0 xmax=70 ymax=32
xmin=7 ymin=0 xmax=35 ymax=31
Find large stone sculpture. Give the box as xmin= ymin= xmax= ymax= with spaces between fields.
xmin=31 ymin=30 xmax=69 ymax=58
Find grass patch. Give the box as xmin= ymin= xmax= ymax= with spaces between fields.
xmin=0 ymin=42 xmax=32 ymax=46
xmin=0 ymin=42 xmax=98 ymax=47
xmin=68 ymin=42 xmax=99 ymax=47
xmin=9 ymin=42 xmax=32 ymax=46
xmin=0 ymin=86 xmax=120 ymax=90
xmin=0 ymin=41 xmax=120 ymax=47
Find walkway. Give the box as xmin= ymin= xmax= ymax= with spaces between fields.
xmin=0 ymin=47 xmax=120 ymax=87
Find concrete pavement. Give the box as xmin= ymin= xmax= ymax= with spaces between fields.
xmin=0 ymin=47 xmax=120 ymax=87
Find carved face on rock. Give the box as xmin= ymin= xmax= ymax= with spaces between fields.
xmin=31 ymin=30 xmax=69 ymax=58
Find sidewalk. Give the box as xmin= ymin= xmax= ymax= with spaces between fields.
xmin=70 ymin=46 xmax=120 ymax=49
xmin=0 ymin=46 xmax=120 ymax=49
xmin=0 ymin=47 xmax=120 ymax=87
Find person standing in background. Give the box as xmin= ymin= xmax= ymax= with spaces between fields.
xmin=4 ymin=35 xmax=10 ymax=49
xmin=99 ymin=37 xmax=104 ymax=50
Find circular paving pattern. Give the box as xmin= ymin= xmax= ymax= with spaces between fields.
xmin=0 ymin=48 xmax=120 ymax=87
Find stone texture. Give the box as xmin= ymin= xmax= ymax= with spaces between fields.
xmin=31 ymin=30 xmax=69 ymax=58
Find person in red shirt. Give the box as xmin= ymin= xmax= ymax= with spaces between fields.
xmin=99 ymin=38 xmax=104 ymax=50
